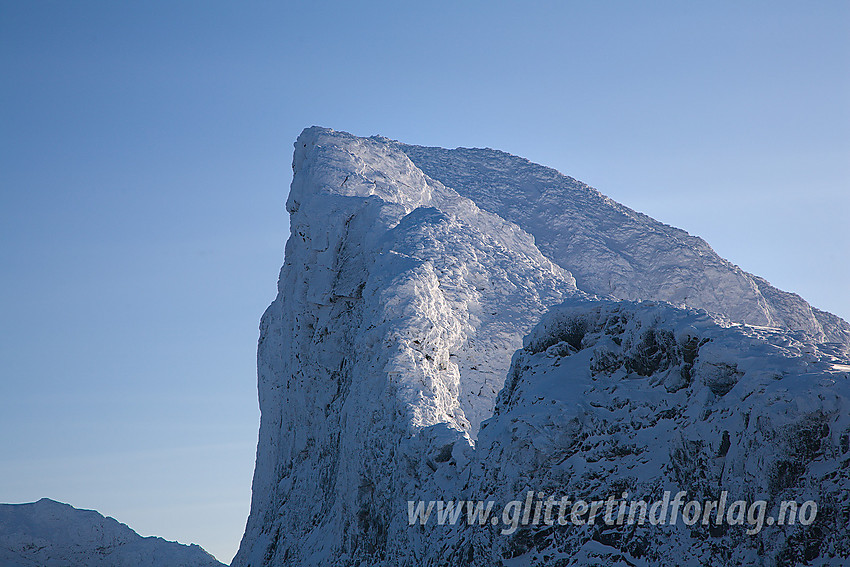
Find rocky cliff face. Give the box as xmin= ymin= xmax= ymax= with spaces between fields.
xmin=458 ymin=300 xmax=850 ymax=566
xmin=0 ymin=499 xmax=224 ymax=567
xmin=233 ymin=128 xmax=849 ymax=567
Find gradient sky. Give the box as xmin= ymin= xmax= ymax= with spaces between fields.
xmin=1 ymin=1 xmax=848 ymax=563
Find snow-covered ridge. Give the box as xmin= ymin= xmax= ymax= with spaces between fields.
xmin=397 ymin=142 xmax=849 ymax=345
xmin=234 ymin=127 xmax=849 ymax=566
xmin=0 ymin=498 xmax=224 ymax=567
xmin=457 ymin=299 xmax=850 ymax=566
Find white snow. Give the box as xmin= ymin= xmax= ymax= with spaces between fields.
xmin=398 ymin=142 xmax=850 ymax=344
xmin=0 ymin=499 xmax=224 ymax=567
xmin=234 ymin=127 xmax=850 ymax=567
xmin=470 ymin=298 xmax=850 ymax=565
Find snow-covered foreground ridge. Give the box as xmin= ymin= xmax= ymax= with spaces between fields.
xmin=234 ymin=127 xmax=850 ymax=566
xmin=0 ymin=499 xmax=225 ymax=567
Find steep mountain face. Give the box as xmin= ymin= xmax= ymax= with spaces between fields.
xmin=235 ymin=128 xmax=580 ymax=567
xmin=234 ymin=127 xmax=849 ymax=567
xmin=0 ymin=499 xmax=224 ymax=567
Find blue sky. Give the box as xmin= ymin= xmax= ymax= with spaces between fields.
xmin=1 ymin=1 xmax=847 ymax=563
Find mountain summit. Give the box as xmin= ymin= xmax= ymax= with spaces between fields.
xmin=234 ymin=128 xmax=849 ymax=566
xmin=0 ymin=499 xmax=224 ymax=567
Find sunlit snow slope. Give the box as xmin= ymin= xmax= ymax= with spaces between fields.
xmin=398 ymin=142 xmax=849 ymax=344
xmin=234 ymin=128 xmax=849 ymax=567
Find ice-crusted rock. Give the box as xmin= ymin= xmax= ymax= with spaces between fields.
xmin=0 ymin=498 xmax=224 ymax=567
xmin=236 ymin=128 xmax=579 ymax=567
xmin=234 ymin=127 xmax=850 ymax=566
xmin=447 ymin=299 xmax=850 ymax=566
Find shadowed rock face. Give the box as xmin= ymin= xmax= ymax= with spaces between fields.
xmin=233 ymin=127 xmax=850 ymax=567
xmin=0 ymin=499 xmax=225 ymax=567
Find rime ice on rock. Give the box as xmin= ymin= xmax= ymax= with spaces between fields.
xmin=234 ymin=128 xmax=850 ymax=567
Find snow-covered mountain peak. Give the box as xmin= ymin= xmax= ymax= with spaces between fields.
xmin=280 ymin=127 xmax=580 ymax=433
xmin=0 ymin=499 xmax=224 ymax=567
xmin=288 ymin=127 xmax=435 ymax=219
xmin=234 ymin=127 xmax=849 ymax=566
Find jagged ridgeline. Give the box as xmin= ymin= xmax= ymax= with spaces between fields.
xmin=233 ymin=128 xmax=850 ymax=567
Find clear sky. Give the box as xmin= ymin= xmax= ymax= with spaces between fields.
xmin=1 ymin=1 xmax=847 ymax=563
